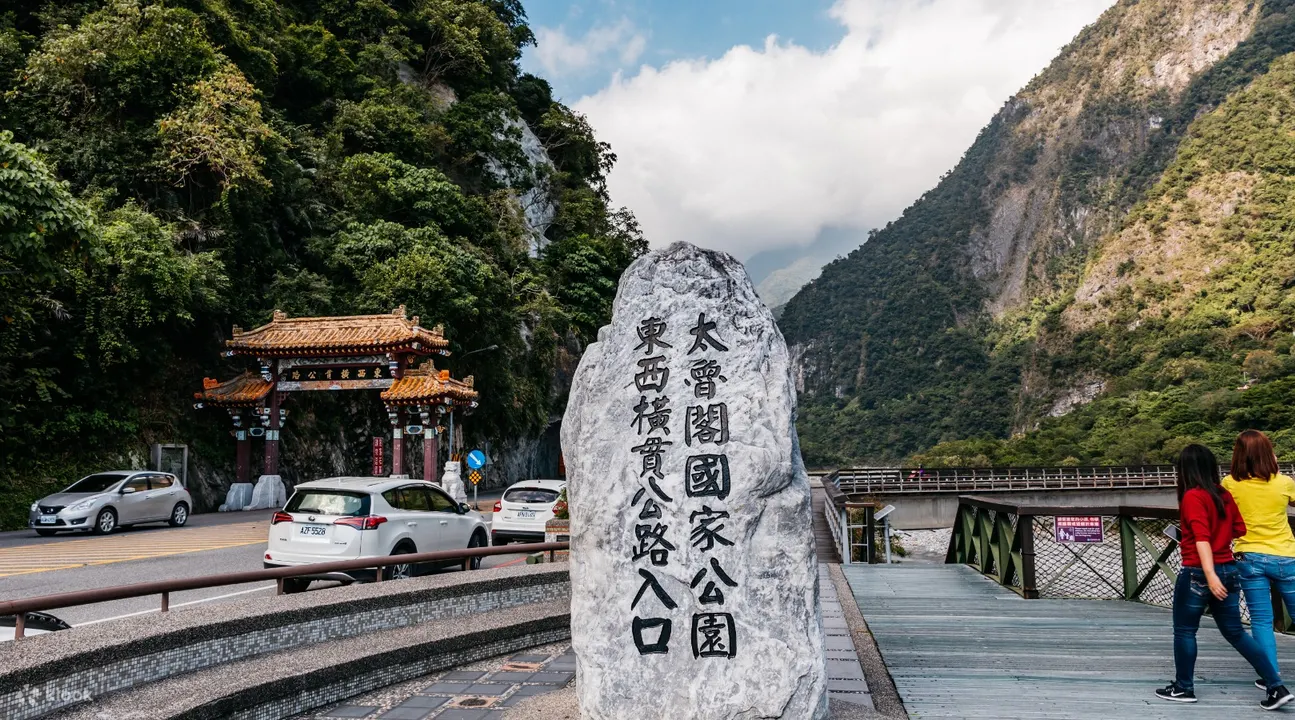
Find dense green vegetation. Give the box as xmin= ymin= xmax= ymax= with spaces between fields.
xmin=0 ymin=0 xmax=642 ymax=528
xmin=783 ymin=0 xmax=1295 ymax=468
xmin=918 ymin=53 xmax=1295 ymax=467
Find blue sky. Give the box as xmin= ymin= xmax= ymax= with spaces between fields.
xmin=520 ymin=0 xmax=1115 ymax=263
xmin=522 ymin=0 xmax=842 ymax=100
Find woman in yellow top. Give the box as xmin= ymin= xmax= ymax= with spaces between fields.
xmin=1226 ymin=429 xmax=1295 ymax=709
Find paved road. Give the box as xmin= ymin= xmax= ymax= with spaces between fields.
xmin=0 ymin=504 xmax=531 ymax=627
xmin=0 ymin=508 xmax=279 ymax=550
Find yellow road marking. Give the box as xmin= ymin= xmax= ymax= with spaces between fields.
xmin=0 ymin=522 xmax=269 ymax=577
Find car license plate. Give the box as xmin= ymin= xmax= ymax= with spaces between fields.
xmin=517 ymin=510 xmax=536 ymax=519
xmin=298 ymin=525 xmax=328 ymax=539
xmin=38 ymin=515 xmax=56 ymax=524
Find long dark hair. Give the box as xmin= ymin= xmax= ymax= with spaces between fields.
xmin=1232 ymin=429 xmax=1280 ymax=481
xmin=1177 ymin=444 xmax=1226 ymax=519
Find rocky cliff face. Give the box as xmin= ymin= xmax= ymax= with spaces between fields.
xmin=973 ymin=0 xmax=1257 ymax=316
xmin=780 ymin=0 xmax=1295 ymax=465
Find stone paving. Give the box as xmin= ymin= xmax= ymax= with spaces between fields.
xmin=300 ymin=567 xmax=870 ymax=719
xmin=820 ymin=565 xmax=874 ymax=709
xmin=299 ymin=643 xmax=574 ymax=720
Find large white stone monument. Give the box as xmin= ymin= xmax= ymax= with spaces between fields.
xmin=562 ymin=242 xmax=828 ymax=720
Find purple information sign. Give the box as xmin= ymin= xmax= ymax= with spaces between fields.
xmin=1054 ymin=515 xmax=1103 ymax=543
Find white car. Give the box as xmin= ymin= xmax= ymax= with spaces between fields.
xmin=264 ymin=477 xmax=489 ymax=592
xmin=490 ymin=479 xmax=566 ymax=545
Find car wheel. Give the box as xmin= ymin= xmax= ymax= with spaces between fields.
xmin=169 ymin=503 xmax=189 ymax=527
xmin=382 ymin=545 xmax=415 ymax=581
xmin=465 ymin=530 xmax=488 ymax=570
xmin=281 ymin=578 xmax=310 ymax=594
xmin=35 ymin=529 xmax=57 ymax=537
xmin=93 ymin=508 xmax=117 ymax=535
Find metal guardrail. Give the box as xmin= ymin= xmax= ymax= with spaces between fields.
xmin=821 ymin=477 xmax=877 ymax=564
xmin=944 ymin=496 xmax=1295 ymax=632
xmin=830 ymin=465 xmax=1179 ymax=495
xmin=826 ymin=464 xmax=1295 ymax=495
xmin=0 ymin=541 xmax=569 ymax=639
xmin=945 ymin=495 xmax=1177 ymax=600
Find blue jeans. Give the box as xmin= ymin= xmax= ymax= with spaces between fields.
xmin=1174 ymin=563 xmax=1279 ymax=691
xmin=1239 ymin=552 xmax=1295 ymax=688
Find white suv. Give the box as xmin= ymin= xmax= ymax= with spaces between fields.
xmin=265 ymin=477 xmax=489 ymax=592
xmin=490 ymin=479 xmax=566 ymax=545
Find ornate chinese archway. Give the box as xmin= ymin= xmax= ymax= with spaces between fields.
xmin=194 ymin=307 xmax=479 ymax=509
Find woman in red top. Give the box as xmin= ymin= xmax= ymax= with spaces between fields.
xmin=1156 ymin=444 xmax=1280 ymax=705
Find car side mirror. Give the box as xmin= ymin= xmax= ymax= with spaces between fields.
xmin=121 ymin=487 xmax=136 ymax=495
xmin=459 ymin=502 xmax=471 ymax=514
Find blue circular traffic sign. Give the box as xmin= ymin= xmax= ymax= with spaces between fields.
xmin=466 ymin=449 xmax=487 ymax=469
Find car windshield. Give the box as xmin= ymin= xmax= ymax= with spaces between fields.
xmin=285 ymin=490 xmax=370 ymax=517
xmin=504 ymin=487 xmax=560 ymax=504
xmin=64 ymin=473 xmax=128 ymax=493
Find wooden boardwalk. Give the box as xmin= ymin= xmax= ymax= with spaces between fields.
xmin=843 ymin=564 xmax=1295 ymax=718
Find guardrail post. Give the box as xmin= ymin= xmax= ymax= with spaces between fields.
xmin=1119 ymin=515 xmax=1137 ymax=600
xmin=977 ymin=508 xmax=992 ymax=574
xmin=864 ymin=505 xmax=877 ymax=564
xmin=161 ymin=591 xmax=169 ymax=612
xmin=276 ymin=578 xmax=285 ymax=595
xmin=14 ymin=613 xmax=24 ymax=640
xmin=1019 ymin=516 xmax=1038 ymax=598
xmin=840 ymin=505 xmax=851 ymax=565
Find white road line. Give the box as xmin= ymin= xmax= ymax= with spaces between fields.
xmin=74 ymin=584 xmax=277 ymax=626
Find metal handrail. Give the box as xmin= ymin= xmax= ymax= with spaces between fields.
xmin=833 ymin=463 xmax=1295 ymax=495
xmin=955 ymin=495 xmax=1179 ymax=520
xmin=1 ymin=541 xmax=569 ymax=639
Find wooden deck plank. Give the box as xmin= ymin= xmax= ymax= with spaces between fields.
xmin=844 ymin=564 xmax=1295 ymax=718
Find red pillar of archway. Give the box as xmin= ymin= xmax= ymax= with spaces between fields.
xmin=391 ymin=409 xmax=405 ymax=476
xmin=235 ymin=427 xmax=251 ymax=482
xmin=424 ymin=427 xmax=439 ymax=482
xmin=265 ymin=370 xmax=281 ymax=476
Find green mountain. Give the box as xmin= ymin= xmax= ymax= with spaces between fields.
xmin=781 ymin=0 xmax=1295 ymax=467
xmin=0 ymin=0 xmax=641 ymax=527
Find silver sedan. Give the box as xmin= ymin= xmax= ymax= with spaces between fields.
xmin=29 ymin=471 xmax=192 ymax=536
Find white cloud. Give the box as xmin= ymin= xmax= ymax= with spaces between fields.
xmin=533 ymin=19 xmax=647 ymax=77
xmin=575 ymin=0 xmax=1115 ymax=259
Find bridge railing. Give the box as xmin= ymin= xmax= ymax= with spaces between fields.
xmin=822 ymin=472 xmax=877 ymax=564
xmin=946 ymin=495 xmax=1295 ymax=631
xmin=834 ymin=465 xmax=1179 ymax=495
xmin=832 ymin=463 xmax=1295 ymax=495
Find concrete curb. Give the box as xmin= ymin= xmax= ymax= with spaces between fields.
xmin=1 ymin=565 xmax=569 ymax=719
xmin=54 ymin=602 xmax=572 ymax=720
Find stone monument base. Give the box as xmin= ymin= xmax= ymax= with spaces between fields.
xmin=219 ymin=482 xmax=254 ymax=512
xmin=243 ymin=474 xmax=287 ymax=510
